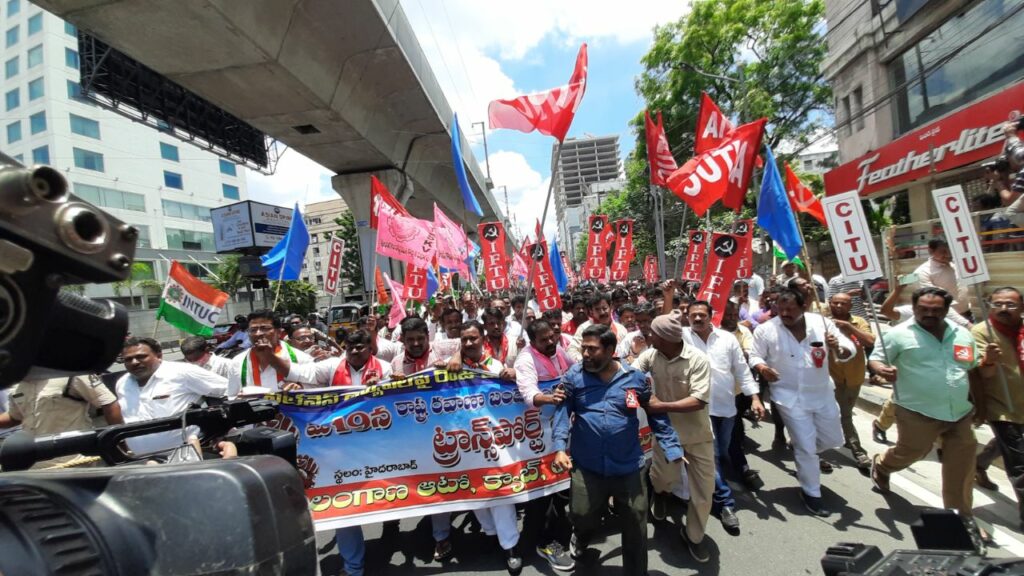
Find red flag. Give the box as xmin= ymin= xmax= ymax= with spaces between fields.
xmin=681 ymin=230 xmax=708 ymax=283
xmin=561 ymin=251 xmax=577 ymax=287
xmin=694 ymin=93 xmax=735 ymax=155
xmin=582 ymin=215 xmax=609 ymax=280
xmin=404 ymin=265 xmax=429 ymax=302
xmin=645 ymin=110 xmax=678 ymax=187
xmin=610 ymin=219 xmax=634 ymax=281
xmin=526 ymin=239 xmax=562 ymax=312
xmin=374 ymin=266 xmax=390 ymax=305
xmin=666 ymin=118 xmax=766 ymax=216
xmin=733 ymin=219 xmax=755 ymax=279
xmin=695 ymin=233 xmax=745 ymax=326
xmin=370 ymin=175 xmax=408 ymax=230
xmin=643 ymin=255 xmax=659 ymax=283
xmin=488 ymin=44 xmax=587 ymax=142
xmin=784 ymin=164 xmax=828 ymax=227
xmin=479 ymin=221 xmax=510 ymax=291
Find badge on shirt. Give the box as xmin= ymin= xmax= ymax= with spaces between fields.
xmin=953 ymin=344 xmax=974 ymax=362
xmin=625 ymin=388 xmax=640 ymax=409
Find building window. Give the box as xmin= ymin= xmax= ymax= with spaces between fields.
xmin=159 ymin=142 xmax=179 ymax=162
xmin=891 ymin=0 xmax=1024 ymax=135
xmin=6 ymin=121 xmax=21 ymax=144
xmin=74 ymin=183 xmax=146 ymax=212
xmin=5 ymin=25 xmax=17 ymax=48
xmin=72 ymin=147 xmax=104 ymax=172
xmin=851 ymin=87 xmax=864 ymax=132
xmin=69 ymin=114 xmax=100 ymax=139
xmin=218 ymin=159 xmax=236 ymax=177
xmin=66 ymin=79 xmax=82 ymax=99
xmin=134 ymin=224 xmax=151 ymax=248
xmin=64 ymin=21 xmax=76 ymax=36
xmin=222 ymin=183 xmax=239 ymax=200
xmin=28 ymin=111 xmax=45 ymax=134
xmin=166 ymin=228 xmax=214 ymax=252
xmin=161 ymin=199 xmax=211 ymax=222
xmin=64 ymin=47 xmax=78 ymax=69
xmin=4 ymin=56 xmax=17 ymax=79
xmin=26 ymin=44 xmax=41 ymax=67
xmin=163 ymin=171 xmax=183 ymax=189
xmin=310 ymin=233 xmax=318 ymax=243
xmin=27 ymin=76 xmax=43 ymax=100
xmin=840 ymin=95 xmax=851 ymax=137
xmin=4 ymin=88 xmax=17 ymax=111
xmin=26 ymin=13 xmax=40 ymax=35
xmin=6 ymin=0 xmax=19 ymax=17
xmin=31 ymin=145 xmax=48 ymax=164
xmin=316 ymin=275 xmax=324 ymax=285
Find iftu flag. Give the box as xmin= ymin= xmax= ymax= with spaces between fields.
xmin=488 ymin=44 xmax=587 ymax=142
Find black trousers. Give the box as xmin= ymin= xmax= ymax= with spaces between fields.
xmin=989 ymin=421 xmax=1024 ymax=523
xmin=729 ymin=393 xmax=752 ymax=476
xmin=569 ymin=467 xmax=648 ymax=576
xmin=522 ymin=490 xmax=570 ymax=547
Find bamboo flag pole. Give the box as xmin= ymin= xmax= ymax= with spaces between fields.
xmin=517 ymin=141 xmax=562 ymax=338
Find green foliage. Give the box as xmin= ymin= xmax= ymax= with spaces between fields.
xmin=112 ymin=262 xmax=158 ymax=308
xmin=60 ymin=284 xmax=86 ymax=296
xmin=272 ymin=280 xmax=318 ymax=315
xmin=333 ymin=211 xmax=364 ymax=295
xmin=211 ymin=254 xmax=247 ymax=297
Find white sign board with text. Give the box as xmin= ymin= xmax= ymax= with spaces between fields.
xmin=821 ymin=191 xmax=883 ymax=282
xmin=210 ymin=201 xmax=293 ymax=253
xmin=932 ymin=185 xmax=989 ymax=285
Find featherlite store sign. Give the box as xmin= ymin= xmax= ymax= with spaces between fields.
xmin=824 ymin=80 xmax=1024 ymax=198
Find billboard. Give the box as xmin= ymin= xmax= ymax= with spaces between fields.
xmin=211 ymin=201 xmax=293 ymax=253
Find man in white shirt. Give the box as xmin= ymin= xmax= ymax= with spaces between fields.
xmin=227 ymin=310 xmax=314 ymax=395
xmin=390 ymin=317 xmax=443 ymax=377
xmin=568 ymin=292 xmax=628 ymax=362
xmin=181 ymin=336 xmax=232 ymax=379
xmin=288 ymin=330 xmax=392 ymax=388
xmin=616 ymin=303 xmax=655 ymax=363
xmin=750 ymin=289 xmax=855 ymax=517
xmin=745 ymin=273 xmax=765 ymax=302
xmin=432 ymin=307 xmax=464 ymax=361
xmin=913 ymin=238 xmax=970 ymax=315
xmin=117 ymin=337 xmax=228 ymax=455
xmin=682 ymin=301 xmax=765 ymax=533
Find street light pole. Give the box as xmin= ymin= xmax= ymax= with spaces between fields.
xmin=472 ymin=121 xmax=492 ymax=186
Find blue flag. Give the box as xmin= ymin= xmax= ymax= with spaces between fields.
xmin=550 ymin=236 xmax=569 ymax=293
xmin=757 ymin=147 xmax=802 ymax=261
xmin=451 ymin=113 xmax=484 ymax=217
xmin=260 ymin=203 xmax=310 ymax=280
xmin=426 ymin=267 xmax=439 ymax=300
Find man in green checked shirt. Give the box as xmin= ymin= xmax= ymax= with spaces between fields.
xmin=868 ymin=287 xmax=1000 ymax=519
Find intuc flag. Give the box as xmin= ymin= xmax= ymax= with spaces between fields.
xmin=526 ymin=239 xmax=562 ymax=312
xmin=583 ymin=215 xmax=610 ymax=280
xmin=695 ymin=233 xmax=745 ymax=326
xmin=784 ymin=163 xmax=828 ymax=227
xmin=681 ymin=230 xmax=708 ymax=283
xmin=432 ymin=204 xmax=470 ymax=276
xmin=370 ymin=175 xmax=408 ymax=230
xmin=643 ymin=255 xmax=658 ymax=284
xmin=694 ymin=92 xmax=735 ymax=155
xmin=733 ymin=219 xmax=755 ymax=280
xmin=156 ymin=261 xmax=229 ymax=337
xmin=645 ymin=110 xmax=678 ymax=187
xmin=404 ymin=265 xmax=429 ymax=302
xmin=666 ymin=118 xmax=766 ymax=215
xmin=375 ymin=208 xmax=436 ymax=270
xmin=610 ymin=219 xmax=634 ymax=281
xmin=488 ymin=43 xmax=587 ymax=143
xmin=478 ymin=221 xmax=510 ymax=291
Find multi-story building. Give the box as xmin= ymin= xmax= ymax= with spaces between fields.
xmin=552 ymin=135 xmax=622 ymax=260
xmin=300 ymin=197 xmax=349 ymax=293
xmin=1 ymin=2 xmax=248 ymax=308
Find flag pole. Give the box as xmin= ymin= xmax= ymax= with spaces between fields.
xmin=272 ymin=208 xmax=296 ymax=311
xmin=672 ymin=202 xmax=689 ymax=280
xmin=793 ymin=214 xmax=828 ymax=334
xmin=517 ymin=141 xmax=562 ymax=337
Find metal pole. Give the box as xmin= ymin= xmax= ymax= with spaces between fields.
xmin=864 ymin=281 xmax=898 ymax=402
xmin=473 ymin=121 xmax=492 ymax=184
xmin=672 ymin=203 xmax=689 ymax=280
xmin=517 ymin=141 xmax=562 ymax=338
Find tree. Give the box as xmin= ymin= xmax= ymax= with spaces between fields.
xmin=333 ymin=211 xmax=364 ymax=295
xmin=619 ymin=0 xmax=831 ymax=267
xmin=112 ymin=262 xmax=159 ymax=308
xmin=211 ymin=254 xmax=248 ymax=298
xmin=271 ymin=280 xmax=318 ymax=315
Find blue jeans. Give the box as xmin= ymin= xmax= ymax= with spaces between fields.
xmin=335 ymin=526 xmax=365 ymax=576
xmin=711 ymin=415 xmax=736 ymax=510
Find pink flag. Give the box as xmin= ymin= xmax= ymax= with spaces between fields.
xmin=375 ymin=208 xmax=436 ymax=270
xmin=512 ymin=250 xmax=529 ymax=280
xmin=488 ymin=44 xmax=587 ymax=143
xmin=383 ymin=273 xmax=407 ymax=329
xmin=433 ymin=204 xmax=470 ymax=275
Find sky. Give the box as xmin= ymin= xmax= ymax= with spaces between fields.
xmin=246 ymin=0 xmax=692 ymax=240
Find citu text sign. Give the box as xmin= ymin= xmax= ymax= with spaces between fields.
xmin=932 ymin=185 xmax=989 ymax=285
xmin=820 ymin=191 xmax=882 ymax=282
xmin=323 ymin=237 xmax=345 ymax=296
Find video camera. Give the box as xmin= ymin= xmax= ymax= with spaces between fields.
xmin=0 ymin=156 xmax=318 ymax=574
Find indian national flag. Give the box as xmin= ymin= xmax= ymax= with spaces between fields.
xmin=156 ymin=261 xmax=229 ymax=337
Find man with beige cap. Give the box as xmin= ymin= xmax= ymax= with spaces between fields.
xmin=632 ymin=310 xmax=715 ymax=563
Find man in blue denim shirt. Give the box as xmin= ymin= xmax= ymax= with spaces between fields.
xmin=552 ymin=324 xmax=683 ymax=576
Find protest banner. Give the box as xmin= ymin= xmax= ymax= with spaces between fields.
xmin=821 ymin=191 xmax=883 ymax=282
xmin=323 ymin=237 xmax=344 ymax=296
xmin=681 ymin=230 xmax=708 ymax=282
xmin=404 ymin=265 xmax=429 ymax=302
xmin=270 ymin=369 xmax=571 ymax=530
xmin=932 ymin=185 xmax=990 ymax=285
xmin=527 ymin=239 xmax=563 ymax=312
xmin=643 ymin=255 xmax=658 ymax=283
xmin=479 ymin=221 xmax=510 ymax=291
xmin=610 ymin=219 xmax=634 ymax=281
xmin=733 ymin=219 xmax=754 ymax=279
xmin=694 ymin=233 xmax=744 ymax=324
xmin=433 ymin=204 xmax=470 ymax=276
xmin=375 ymin=209 xmax=436 ymax=270
xmin=583 ymin=215 xmax=610 ymax=280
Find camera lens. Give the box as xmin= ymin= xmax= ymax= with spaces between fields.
xmin=56 ymin=203 xmax=109 ymax=255
xmin=28 ymin=166 xmax=68 ymax=203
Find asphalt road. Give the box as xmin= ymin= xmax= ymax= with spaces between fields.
xmin=316 ymin=405 xmax=1024 ymax=575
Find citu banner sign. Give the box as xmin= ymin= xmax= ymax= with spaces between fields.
xmin=681 ymin=230 xmax=708 ymax=283
xmin=322 ymin=236 xmax=345 ymax=296
xmin=526 ymin=239 xmax=562 ymax=312
xmin=610 ymin=219 xmax=634 ymax=281
xmin=478 ymin=221 xmax=510 ymax=291
xmin=820 ymin=191 xmax=883 ymax=283
xmin=582 ymin=215 xmax=610 ymax=280
xmin=694 ymin=233 xmax=745 ymax=326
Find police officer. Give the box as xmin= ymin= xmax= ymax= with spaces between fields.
xmin=0 ymin=375 xmax=124 ymax=467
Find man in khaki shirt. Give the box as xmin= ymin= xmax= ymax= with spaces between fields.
xmin=633 ymin=310 xmax=715 ymax=564
xmin=0 ymin=376 xmax=124 ymax=467
xmin=827 ymin=292 xmax=875 ymax=470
